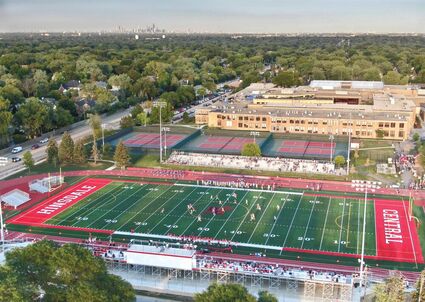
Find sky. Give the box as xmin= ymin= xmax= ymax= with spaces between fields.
xmin=0 ymin=0 xmax=424 ymax=33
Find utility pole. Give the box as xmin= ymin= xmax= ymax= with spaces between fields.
xmin=0 ymin=200 xmax=4 ymax=250
xmin=153 ymin=101 xmax=167 ymax=163
xmin=102 ymin=123 xmax=105 ymax=153
xmin=329 ymin=134 xmax=334 ymax=162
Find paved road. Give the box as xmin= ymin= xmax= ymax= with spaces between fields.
xmin=0 ymin=108 xmax=130 ymax=180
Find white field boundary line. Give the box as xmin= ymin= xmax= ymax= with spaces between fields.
xmin=180 ymin=189 xmax=225 ymax=235
xmin=85 ymin=184 xmax=158 ymax=229
xmin=337 ymin=198 xmax=347 ymax=253
xmin=300 ymin=196 xmax=317 ymax=249
xmin=175 ymin=183 xmax=303 ymax=196
xmin=402 ymin=197 xmax=418 ymax=268
xmin=164 ymin=188 xmax=215 ymax=234
xmin=113 ymin=231 xmax=283 ymax=251
xmin=280 ymin=194 xmax=303 ymax=255
xmin=197 ymin=189 xmax=238 ymax=237
xmin=143 ymin=187 xmax=199 ymax=232
xmin=247 ymin=193 xmax=276 ymax=243
xmin=53 ymin=182 xmax=127 ymax=225
xmin=229 ymin=192 xmax=264 ymax=242
xmin=319 ymin=197 xmax=332 ymax=251
xmin=113 ymin=185 xmax=176 ymax=232
xmin=264 ymin=194 xmax=289 ymax=246
xmin=214 ymin=191 xmax=250 ymax=240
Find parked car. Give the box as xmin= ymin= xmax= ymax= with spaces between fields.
xmin=11 ymin=157 xmax=21 ymax=162
xmin=31 ymin=144 xmax=40 ymax=150
xmin=40 ymin=137 xmax=49 ymax=144
xmin=11 ymin=146 xmax=23 ymax=154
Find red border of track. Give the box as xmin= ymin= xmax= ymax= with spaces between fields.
xmin=7 ymin=178 xmax=112 ymax=233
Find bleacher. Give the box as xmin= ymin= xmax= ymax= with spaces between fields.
xmin=1 ymin=189 xmax=30 ymax=209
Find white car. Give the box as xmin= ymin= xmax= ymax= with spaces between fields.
xmin=11 ymin=146 xmax=23 ymax=154
xmin=40 ymin=137 xmax=49 ymax=144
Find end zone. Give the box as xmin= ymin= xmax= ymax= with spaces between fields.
xmin=7 ymin=178 xmax=111 ymax=226
xmin=374 ymin=199 xmax=424 ymax=264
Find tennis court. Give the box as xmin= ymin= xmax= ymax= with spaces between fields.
xmin=263 ymin=136 xmax=349 ymax=160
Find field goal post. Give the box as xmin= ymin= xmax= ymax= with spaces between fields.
xmin=29 ymin=172 xmax=64 ymax=193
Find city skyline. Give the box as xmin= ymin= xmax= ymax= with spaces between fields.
xmin=0 ymin=0 xmax=424 ymax=33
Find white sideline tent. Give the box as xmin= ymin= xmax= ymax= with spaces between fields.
xmin=1 ymin=189 xmax=30 ymax=209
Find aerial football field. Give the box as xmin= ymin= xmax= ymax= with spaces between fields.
xmin=7 ymin=178 xmax=423 ymax=265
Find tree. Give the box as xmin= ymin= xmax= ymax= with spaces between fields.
xmin=0 ymin=240 xmax=135 ymax=302
xmin=73 ymin=139 xmax=87 ymax=164
xmin=241 ymin=143 xmax=261 ymax=157
xmin=108 ymin=74 xmax=132 ymax=91
xmin=22 ymin=151 xmax=34 ymax=172
xmin=136 ymin=112 xmax=149 ymax=126
xmin=257 ymin=290 xmax=278 ymax=302
xmin=272 ymin=70 xmax=301 ymax=87
xmin=88 ymin=113 xmax=102 ymax=140
xmin=15 ymin=97 xmax=49 ymax=139
xmin=412 ymin=270 xmax=425 ymax=301
xmin=383 ymin=71 xmax=408 ymax=85
xmin=334 ymin=155 xmax=346 ymax=167
xmin=91 ymin=140 xmax=100 ymax=164
xmin=376 ymin=129 xmax=385 ymax=139
xmin=0 ymin=97 xmax=13 ymax=147
xmin=374 ymin=275 xmax=405 ymax=302
xmin=182 ymin=111 xmax=192 ymax=123
xmin=413 ymin=132 xmax=420 ymax=142
xmin=114 ymin=141 xmax=130 ymax=170
xmin=46 ymin=138 xmax=59 ymax=166
xmin=58 ymin=131 xmax=74 ymax=164
xmin=195 ymin=283 xmax=256 ymax=302
xmin=120 ymin=116 xmax=135 ymax=129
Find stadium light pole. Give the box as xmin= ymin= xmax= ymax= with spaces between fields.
xmin=329 ymin=135 xmax=334 ymax=162
xmin=102 ymin=123 xmax=105 ymax=153
xmin=250 ymin=131 xmax=260 ymax=145
xmin=0 ymin=200 xmax=4 ymax=249
xmin=153 ymin=101 xmax=167 ymax=163
xmin=163 ymin=127 xmax=170 ymax=158
xmin=352 ymin=180 xmax=380 ymax=295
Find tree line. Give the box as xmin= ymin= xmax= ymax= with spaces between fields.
xmin=1 ymin=34 xmax=425 ymax=148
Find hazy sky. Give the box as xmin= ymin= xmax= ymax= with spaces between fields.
xmin=0 ymin=0 xmax=424 ymax=33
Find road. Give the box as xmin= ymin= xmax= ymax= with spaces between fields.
xmin=0 ymin=108 xmax=131 ymax=180
xmin=0 ymin=78 xmax=236 ymax=180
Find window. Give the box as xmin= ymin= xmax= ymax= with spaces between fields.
xmin=391 ymin=123 xmax=396 ymax=128
xmin=399 ymin=131 xmax=404 ymax=137
xmin=262 ymin=117 xmax=267 ymax=122
xmin=379 ymin=122 xmax=384 ymax=127
xmin=256 ymin=117 xmax=260 ymax=121
xmin=238 ymin=123 xmax=242 ymax=127
xmin=399 ymin=123 xmax=404 ymax=128
xmin=384 ymin=123 xmax=390 ymax=128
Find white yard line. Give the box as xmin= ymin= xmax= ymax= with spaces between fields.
xmin=214 ymin=191 xmax=250 ymax=239
xmin=53 ymin=182 xmax=125 ymax=225
xmin=300 ymin=196 xmax=317 ymax=249
xmin=280 ymin=194 xmax=303 ymax=254
xmin=163 ymin=188 xmax=214 ymax=234
xmin=197 ymin=189 xmax=237 ymax=237
xmin=337 ymin=198 xmax=346 ymax=253
xmin=143 ymin=187 xmax=198 ymax=232
xmin=113 ymin=185 xmax=176 ymax=231
xmin=70 ymin=184 xmax=148 ymax=227
xmin=319 ymin=197 xmax=332 ymax=251
xmin=180 ymin=189 xmax=225 ymax=235
xmin=230 ymin=192 xmax=264 ymax=242
xmin=247 ymin=193 xmax=276 ymax=243
xmin=264 ymin=194 xmax=288 ymax=246
xmin=88 ymin=185 xmax=170 ymax=229
xmin=112 ymin=188 xmax=183 ymax=232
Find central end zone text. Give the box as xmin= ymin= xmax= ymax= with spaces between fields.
xmin=374 ymin=199 xmax=424 ymax=263
xmin=7 ymin=178 xmax=111 ymax=226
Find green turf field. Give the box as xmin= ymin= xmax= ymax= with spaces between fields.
xmin=46 ymin=181 xmax=377 ymax=256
